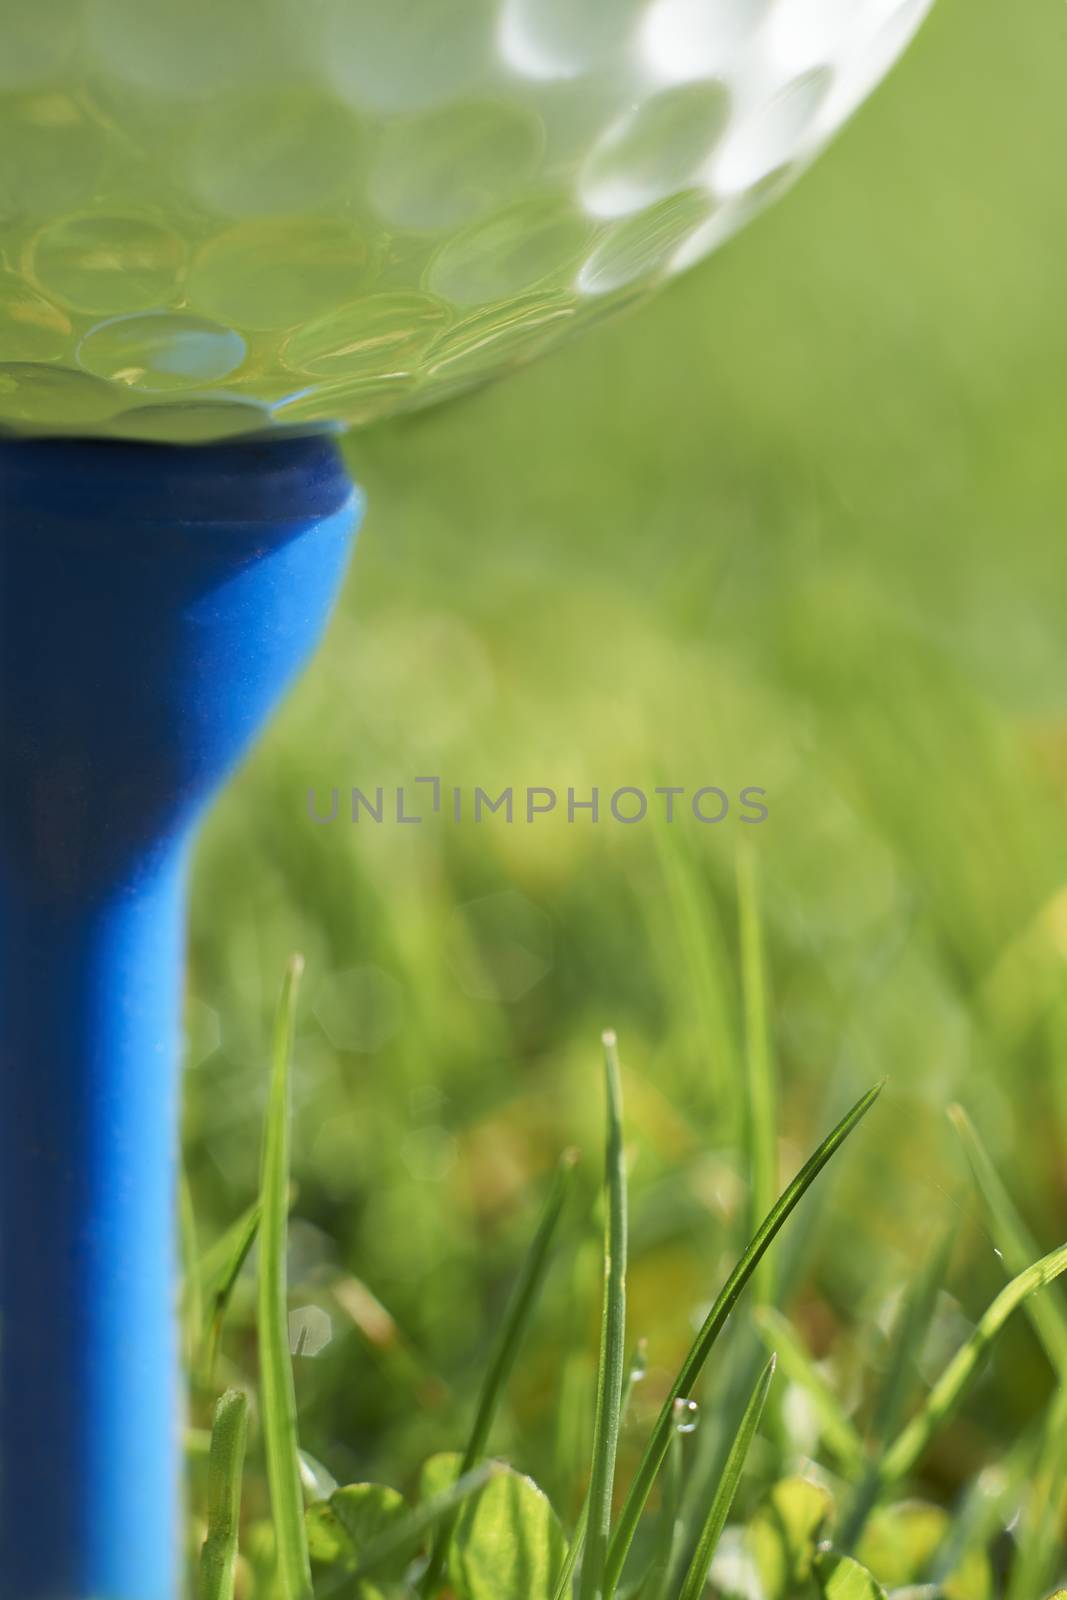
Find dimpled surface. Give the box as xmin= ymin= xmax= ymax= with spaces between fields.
xmin=0 ymin=0 xmax=931 ymax=443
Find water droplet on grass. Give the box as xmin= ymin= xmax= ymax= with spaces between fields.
xmin=673 ymin=1396 xmax=700 ymax=1433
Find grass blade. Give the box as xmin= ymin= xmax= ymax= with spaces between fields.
xmin=200 ymin=1199 xmax=263 ymax=1304
xmin=580 ymin=1030 xmax=629 ymax=1600
xmin=604 ymin=1081 xmax=883 ymax=1595
xmin=552 ymin=1495 xmax=590 ymax=1600
xmin=737 ymin=846 xmax=778 ymax=1305
xmin=652 ymin=821 xmax=738 ymax=1106
xmin=643 ymin=1428 xmax=684 ymax=1600
xmin=200 ymin=1199 xmax=263 ymax=1386
xmin=870 ymin=1220 xmax=957 ymax=1448
xmin=552 ymin=1342 xmax=646 ymax=1600
xmin=1004 ymin=1381 xmax=1067 ymax=1600
xmin=198 ymin=1388 xmax=249 ymax=1600
xmin=180 ymin=1165 xmax=204 ymax=1372
xmin=949 ymin=1103 xmax=1067 ymax=1377
xmin=881 ymin=1239 xmax=1067 ymax=1485
xmin=420 ymin=1147 xmax=578 ymax=1595
xmin=257 ymin=954 xmax=312 ymax=1600
xmin=928 ymin=1421 xmax=1036 ymax=1583
xmin=677 ymin=1353 xmax=776 ymax=1600
xmin=840 ymin=1222 xmax=956 ymax=1551
xmin=753 ymin=1307 xmax=863 ymax=1470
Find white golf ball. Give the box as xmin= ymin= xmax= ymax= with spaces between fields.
xmin=0 ymin=0 xmax=932 ymax=443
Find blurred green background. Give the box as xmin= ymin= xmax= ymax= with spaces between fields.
xmin=184 ymin=0 xmax=1067 ymax=1521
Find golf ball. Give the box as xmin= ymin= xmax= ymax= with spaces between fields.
xmin=0 ymin=0 xmax=931 ymax=443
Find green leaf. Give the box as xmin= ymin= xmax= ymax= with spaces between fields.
xmin=197 ymin=1388 xmax=249 ymax=1600
xmin=307 ymin=1502 xmax=353 ymax=1568
xmin=332 ymin=1485 xmax=410 ymax=1569
xmin=747 ymin=1477 xmax=834 ymax=1598
xmin=677 ymin=1353 xmax=776 ymax=1600
xmin=307 ymin=1485 xmax=409 ymax=1569
xmin=604 ymin=1082 xmax=882 ymax=1594
xmin=421 ymin=1149 xmax=576 ymax=1595
xmin=816 ymin=1552 xmax=887 ymax=1599
xmin=881 ymin=1240 xmax=1067 ymax=1485
xmin=421 ymin=1454 xmax=566 ymax=1600
xmin=319 ymin=1460 xmax=497 ymax=1600
xmin=257 ymin=954 xmax=312 ymax=1600
xmin=753 ymin=1307 xmax=864 ymax=1471
xmin=581 ymin=1029 xmax=628 ymax=1600
xmin=307 ymin=1484 xmax=412 ymax=1598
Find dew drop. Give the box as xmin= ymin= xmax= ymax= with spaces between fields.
xmin=673 ymin=1397 xmax=699 ymax=1434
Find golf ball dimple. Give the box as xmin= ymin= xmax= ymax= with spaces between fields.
xmin=0 ymin=0 xmax=933 ymax=444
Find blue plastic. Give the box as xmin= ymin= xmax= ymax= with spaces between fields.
xmin=0 ymin=435 xmax=361 ymax=1600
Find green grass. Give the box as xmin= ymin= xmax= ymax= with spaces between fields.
xmin=578 ymin=1031 xmax=628 ymax=1600
xmin=186 ymin=954 xmax=1067 ymax=1597
xmin=676 ymin=1354 xmax=776 ymax=1600
xmin=257 ymin=955 xmax=312 ymax=1599
xmin=180 ymin=0 xmax=1067 ymax=1591
xmin=199 ymin=1390 xmax=249 ymax=1600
